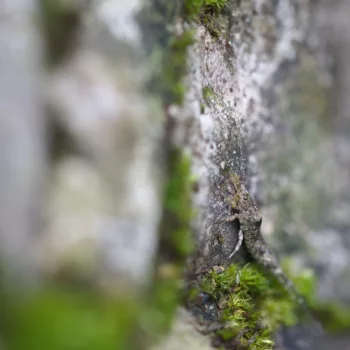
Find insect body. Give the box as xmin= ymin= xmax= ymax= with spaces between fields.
xmin=223 ymin=174 xmax=304 ymax=305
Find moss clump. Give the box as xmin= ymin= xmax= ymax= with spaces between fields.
xmin=202 ymin=85 xmax=215 ymax=103
xmin=184 ymin=0 xmax=229 ymax=38
xmin=184 ymin=0 xmax=228 ymax=19
xmin=193 ymin=263 xmax=310 ymax=349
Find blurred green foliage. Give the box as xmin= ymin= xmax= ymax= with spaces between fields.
xmin=0 ymin=286 xmax=140 ymax=350
xmin=139 ymin=150 xmax=195 ymax=345
xmin=282 ymin=258 xmax=350 ymax=333
xmin=162 ymin=151 xmax=195 ymax=257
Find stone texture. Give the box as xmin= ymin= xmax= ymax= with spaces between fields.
xmin=180 ymin=0 xmax=350 ymax=307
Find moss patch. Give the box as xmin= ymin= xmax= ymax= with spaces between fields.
xmin=202 ymin=85 xmax=216 ymax=103
xmin=184 ymin=0 xmax=229 ymax=19
xmin=189 ymin=263 xmax=318 ymax=349
xmin=184 ymin=0 xmax=229 ymax=38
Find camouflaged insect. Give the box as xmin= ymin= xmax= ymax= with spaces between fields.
xmin=222 ymin=173 xmax=305 ymax=307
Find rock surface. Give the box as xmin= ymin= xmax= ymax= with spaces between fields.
xmin=182 ymin=0 xmax=350 ymax=306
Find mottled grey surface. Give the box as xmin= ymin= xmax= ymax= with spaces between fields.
xmin=0 ymin=0 xmax=46 ymax=281
xmin=182 ymin=0 xmax=350 ymax=308
xmin=174 ymin=0 xmax=350 ymax=348
xmin=44 ymin=0 xmax=164 ymax=291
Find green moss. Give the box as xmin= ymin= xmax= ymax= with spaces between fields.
xmin=202 ymin=85 xmax=215 ymax=103
xmin=184 ymin=0 xmax=229 ymax=37
xmin=184 ymin=0 xmax=205 ymax=19
xmin=195 ymin=263 xmax=315 ymax=348
xmin=184 ymin=0 xmax=229 ymax=18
